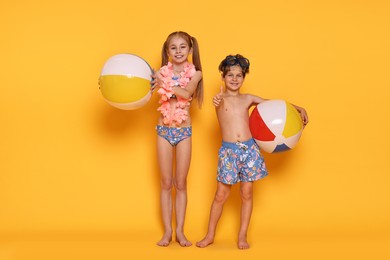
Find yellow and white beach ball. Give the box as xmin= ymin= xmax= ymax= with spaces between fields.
xmin=99 ymin=54 xmax=153 ymax=110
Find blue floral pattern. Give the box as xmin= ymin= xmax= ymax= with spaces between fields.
xmin=217 ymin=139 xmax=268 ymax=184
xmin=156 ymin=125 xmax=192 ymax=146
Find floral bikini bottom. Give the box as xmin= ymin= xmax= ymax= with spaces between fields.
xmin=156 ymin=125 xmax=192 ymax=146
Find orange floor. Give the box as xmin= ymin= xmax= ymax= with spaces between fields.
xmin=1 ymin=232 xmax=389 ymax=260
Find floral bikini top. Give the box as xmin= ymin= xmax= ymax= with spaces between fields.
xmin=157 ymin=62 xmax=196 ymax=125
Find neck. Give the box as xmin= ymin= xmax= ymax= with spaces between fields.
xmin=225 ymin=88 xmax=240 ymax=96
xmin=170 ymin=61 xmax=188 ymax=70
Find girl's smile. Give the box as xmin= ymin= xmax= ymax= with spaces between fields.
xmin=167 ymin=36 xmax=191 ymax=64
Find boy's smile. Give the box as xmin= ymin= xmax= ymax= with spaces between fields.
xmin=223 ymin=65 xmax=244 ymax=91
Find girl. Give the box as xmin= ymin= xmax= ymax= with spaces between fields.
xmin=152 ymin=31 xmax=203 ymax=247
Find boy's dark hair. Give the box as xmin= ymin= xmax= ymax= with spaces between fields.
xmin=218 ymin=54 xmax=250 ymax=77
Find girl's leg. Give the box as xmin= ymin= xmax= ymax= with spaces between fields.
xmin=238 ymin=181 xmax=253 ymax=249
xmin=156 ymin=136 xmax=174 ymax=246
xmin=174 ymin=137 xmax=192 ymax=246
xmin=196 ymin=181 xmax=231 ymax=248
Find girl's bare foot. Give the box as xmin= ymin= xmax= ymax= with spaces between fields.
xmin=237 ymin=234 xmax=250 ymax=249
xmin=176 ymin=232 xmax=192 ymax=247
xmin=157 ymin=233 xmax=172 ymax=247
xmin=196 ymin=235 xmax=214 ymax=248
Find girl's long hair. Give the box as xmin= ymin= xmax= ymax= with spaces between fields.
xmin=161 ymin=31 xmax=203 ymax=108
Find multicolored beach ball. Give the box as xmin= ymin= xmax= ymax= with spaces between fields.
xmin=249 ymin=100 xmax=303 ymax=153
xmin=99 ymin=54 xmax=153 ymax=110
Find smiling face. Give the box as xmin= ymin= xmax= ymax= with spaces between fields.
xmin=166 ymin=36 xmax=192 ymax=64
xmin=222 ymin=65 xmax=245 ymax=91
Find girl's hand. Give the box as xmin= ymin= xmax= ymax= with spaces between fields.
xmin=150 ymin=69 xmax=156 ymax=92
xmin=150 ymin=69 xmax=160 ymax=92
xmin=213 ymin=85 xmax=224 ymax=107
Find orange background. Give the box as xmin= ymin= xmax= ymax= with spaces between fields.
xmin=1 ymin=0 xmax=389 ymax=259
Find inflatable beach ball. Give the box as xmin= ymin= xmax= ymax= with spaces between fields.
xmin=249 ymin=100 xmax=303 ymax=153
xmin=99 ymin=54 xmax=153 ymax=110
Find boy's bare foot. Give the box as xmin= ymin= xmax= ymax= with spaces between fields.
xmin=157 ymin=233 xmax=172 ymax=247
xmin=196 ymin=235 xmax=214 ymax=248
xmin=237 ymin=235 xmax=250 ymax=249
xmin=176 ymin=232 xmax=192 ymax=247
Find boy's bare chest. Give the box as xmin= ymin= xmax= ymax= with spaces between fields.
xmin=222 ymin=101 xmax=248 ymax=117
xmin=223 ymin=97 xmax=248 ymax=112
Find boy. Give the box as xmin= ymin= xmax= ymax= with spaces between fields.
xmin=196 ymin=54 xmax=308 ymax=249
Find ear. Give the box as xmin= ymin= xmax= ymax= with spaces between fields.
xmin=189 ymin=47 xmax=193 ymax=55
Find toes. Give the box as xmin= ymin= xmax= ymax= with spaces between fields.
xmin=179 ymin=240 xmax=192 ymax=247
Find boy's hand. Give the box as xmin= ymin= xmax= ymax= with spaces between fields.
xmin=213 ymin=85 xmax=224 ymax=107
xmin=298 ymin=107 xmax=309 ymax=128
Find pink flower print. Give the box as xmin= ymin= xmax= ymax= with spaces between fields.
xmin=247 ymin=160 xmax=255 ymax=168
xmin=172 ymin=109 xmax=188 ymax=124
xmin=183 ymin=65 xmax=195 ymax=78
xmin=176 ymin=98 xmax=190 ymax=109
xmin=159 ymin=65 xmax=171 ymax=77
xmin=157 ymin=102 xmax=170 ymax=115
xmin=226 ymin=174 xmax=233 ymax=183
xmin=226 ymin=162 xmax=232 ymax=171
xmin=178 ymin=77 xmax=190 ymax=87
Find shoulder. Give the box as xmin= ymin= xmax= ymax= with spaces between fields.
xmin=158 ymin=64 xmax=171 ymax=76
xmin=244 ymin=93 xmax=266 ymax=106
xmin=194 ymin=70 xmax=202 ymax=77
xmin=241 ymin=93 xmax=255 ymax=101
xmin=191 ymin=70 xmax=202 ymax=81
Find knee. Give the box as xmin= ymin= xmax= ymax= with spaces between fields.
xmin=173 ymin=179 xmax=187 ymax=192
xmin=214 ymin=190 xmax=229 ymax=204
xmin=161 ymin=178 xmax=173 ymax=191
xmin=240 ymin=189 xmax=253 ymax=202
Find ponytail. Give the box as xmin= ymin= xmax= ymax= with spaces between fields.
xmin=190 ymin=36 xmax=203 ymax=108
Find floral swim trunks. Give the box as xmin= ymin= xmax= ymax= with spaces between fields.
xmin=156 ymin=125 xmax=192 ymax=146
xmin=217 ymin=138 xmax=268 ymax=185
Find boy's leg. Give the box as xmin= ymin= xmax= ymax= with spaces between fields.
xmin=196 ymin=181 xmax=231 ymax=248
xmin=156 ymin=136 xmax=174 ymax=246
xmin=238 ymin=181 xmax=253 ymax=249
xmin=174 ymin=137 xmax=192 ymax=246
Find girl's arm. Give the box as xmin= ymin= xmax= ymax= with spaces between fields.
xmin=172 ymin=70 xmax=202 ymax=99
xmin=150 ymin=69 xmax=157 ymax=92
xmin=151 ymin=69 xmax=163 ymax=92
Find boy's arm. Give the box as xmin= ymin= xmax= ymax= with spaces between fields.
xmin=248 ymin=94 xmax=267 ymax=107
xmin=213 ymin=85 xmax=224 ymax=107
